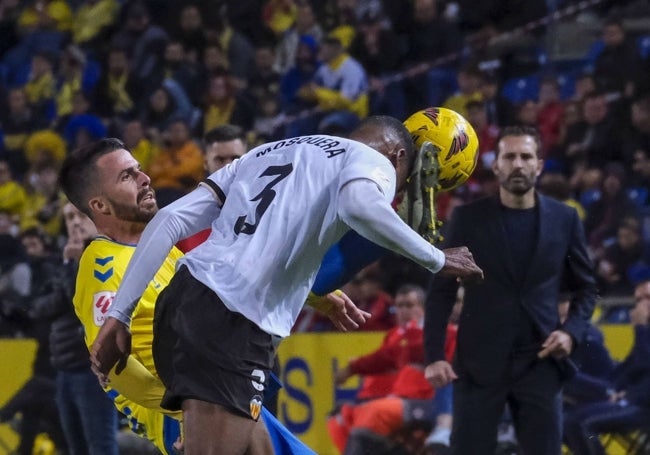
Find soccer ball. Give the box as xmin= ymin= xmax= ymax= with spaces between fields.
xmin=403 ymin=107 xmax=479 ymax=192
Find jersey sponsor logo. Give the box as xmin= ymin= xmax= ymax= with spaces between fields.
xmin=93 ymin=291 xmax=116 ymax=326
xmin=251 ymin=369 xmax=266 ymax=392
xmin=249 ymin=395 xmax=263 ymax=420
xmin=94 ymin=256 xmax=114 ymax=282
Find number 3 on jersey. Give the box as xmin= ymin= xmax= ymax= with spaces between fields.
xmin=234 ymin=163 xmax=294 ymax=235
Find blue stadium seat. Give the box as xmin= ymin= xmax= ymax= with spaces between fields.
xmin=627 ymin=187 xmax=649 ymax=209
xmin=501 ymin=74 xmax=540 ymax=104
xmin=637 ymin=35 xmax=650 ymax=59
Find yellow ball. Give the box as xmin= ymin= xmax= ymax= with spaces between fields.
xmin=403 ymin=107 xmax=479 ymax=191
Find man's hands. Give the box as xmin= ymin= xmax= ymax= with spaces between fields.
xmin=538 ymin=330 xmax=573 ymax=359
xmin=440 ymin=247 xmax=484 ymax=284
xmin=90 ymin=317 xmax=132 ymax=386
xmin=425 ymin=360 xmax=458 ymax=389
xmin=306 ymin=290 xmax=372 ymax=331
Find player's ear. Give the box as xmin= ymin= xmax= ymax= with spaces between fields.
xmin=88 ymin=196 xmax=110 ymax=216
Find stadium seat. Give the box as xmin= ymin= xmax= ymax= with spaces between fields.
xmin=501 ymin=74 xmax=540 ymax=104
xmin=637 ymin=35 xmax=650 ymax=59
xmin=626 ymin=187 xmax=649 ymax=209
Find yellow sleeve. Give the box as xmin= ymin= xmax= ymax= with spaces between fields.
xmin=109 ymin=356 xmax=181 ymax=418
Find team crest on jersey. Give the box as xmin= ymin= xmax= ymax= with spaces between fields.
xmin=93 ymin=291 xmax=116 ymax=326
xmin=249 ymin=395 xmax=263 ymax=420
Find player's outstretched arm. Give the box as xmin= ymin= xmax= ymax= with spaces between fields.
xmin=439 ymin=247 xmax=484 ymax=284
xmin=91 ymin=316 xmax=131 ymax=381
xmin=306 ymin=290 xmax=371 ymax=331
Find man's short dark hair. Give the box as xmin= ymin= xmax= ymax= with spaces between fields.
xmin=203 ymin=124 xmax=245 ymax=147
xmin=496 ymin=126 xmax=542 ymax=157
xmin=59 ymin=138 xmax=127 ymax=218
xmin=355 ymin=115 xmax=416 ymax=174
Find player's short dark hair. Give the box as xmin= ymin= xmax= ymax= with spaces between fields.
xmin=203 ymin=124 xmax=246 ymax=148
xmin=59 ymin=138 xmax=127 ymax=218
xmin=496 ymin=125 xmax=542 ymax=158
xmin=356 ymin=115 xmax=417 ymax=174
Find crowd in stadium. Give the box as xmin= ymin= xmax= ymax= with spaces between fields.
xmin=1 ymin=0 xmax=650 ymax=453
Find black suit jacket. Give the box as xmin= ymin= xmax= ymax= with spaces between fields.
xmin=424 ymin=194 xmax=597 ymax=384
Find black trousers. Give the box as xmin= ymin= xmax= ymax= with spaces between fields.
xmin=450 ymin=357 xmax=563 ymax=455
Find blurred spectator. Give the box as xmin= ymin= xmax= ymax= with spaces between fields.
xmin=402 ymin=0 xmax=462 ymax=111
xmin=593 ymin=17 xmax=645 ymax=99
xmin=341 ymin=264 xmax=395 ymax=332
xmin=71 ymin=0 xmax=120 ymax=53
xmin=288 ymin=34 xmax=368 ymax=136
xmin=174 ymin=4 xmax=207 ymax=65
xmin=479 ymin=71 xmax=515 ymax=127
xmin=513 ymin=99 xmax=538 ymax=129
xmin=442 ymin=63 xmax=483 ymax=119
xmin=536 ymin=76 xmax=565 ymax=158
xmin=349 ymin=9 xmax=406 ymax=119
xmin=92 ymin=46 xmax=141 ymax=122
xmin=554 ymin=99 xmax=583 ymax=158
xmin=2 ymin=0 xmax=71 ymax=84
xmin=199 ymin=71 xmax=255 ymax=136
xmin=62 ymin=111 xmax=108 ymax=150
xmin=630 ymin=149 xmax=650 ymax=204
xmin=559 ymin=91 xmax=623 ymax=172
xmin=273 ymin=0 xmax=323 ymax=75
xmin=573 ymin=72 xmax=596 ymax=102
xmin=252 ymin=94 xmax=285 ymax=143
xmin=20 ymin=158 xmax=65 ymax=237
xmin=465 ymin=100 xmax=499 ymax=175
xmin=54 ymin=45 xmax=97 ymax=121
xmin=24 ymin=50 xmax=57 ymax=122
xmin=147 ymin=118 xmax=204 ymax=207
xmin=1 ymin=87 xmax=47 ymax=179
xmin=0 ymin=0 xmax=20 ymax=58
xmin=596 ymin=217 xmax=647 ymax=296
xmin=563 ymin=278 xmax=650 ymax=455
xmin=29 ymin=202 xmax=119 ymax=454
xmin=334 ymin=284 xmax=428 ymax=402
xmin=24 ymin=129 xmax=66 ymax=167
xmin=110 ymin=1 xmax=169 ymax=87
xmin=624 ymin=93 xmax=650 ymax=176
xmin=584 ymin=162 xmax=639 ymax=250
xmin=208 ymin=9 xmax=255 ymax=84
xmin=278 ymin=35 xmax=320 ymax=115
xmin=150 ymin=39 xmax=200 ymax=106
xmin=247 ymin=44 xmax=281 ymax=105
xmin=121 ymin=118 xmax=159 ymax=174
xmin=0 ymin=227 xmax=67 ymax=455
xmin=537 ymin=171 xmax=586 ymax=220
xmin=263 ymin=0 xmax=297 ymax=38
xmin=140 ymin=79 xmax=196 ymax=143
xmin=0 ymin=158 xmax=27 ymax=219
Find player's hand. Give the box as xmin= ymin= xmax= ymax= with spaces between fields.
xmin=440 ymin=247 xmax=484 ymax=284
xmin=323 ymin=290 xmax=372 ymax=332
xmin=425 ymin=360 xmax=458 ymax=388
xmin=538 ymin=330 xmax=573 ymax=359
xmin=90 ymin=317 xmax=132 ymax=385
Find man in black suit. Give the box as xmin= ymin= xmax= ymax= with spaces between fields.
xmin=424 ymin=125 xmax=597 ymax=454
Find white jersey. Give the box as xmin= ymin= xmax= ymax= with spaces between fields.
xmin=181 ymin=135 xmax=395 ymax=336
xmin=108 ymin=134 xmax=445 ymax=338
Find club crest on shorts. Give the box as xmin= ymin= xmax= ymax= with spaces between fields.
xmin=249 ymin=395 xmax=263 ymax=420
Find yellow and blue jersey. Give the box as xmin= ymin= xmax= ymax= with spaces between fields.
xmin=74 ymin=236 xmax=183 ymax=454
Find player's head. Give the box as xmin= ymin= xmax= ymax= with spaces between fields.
xmin=59 ymin=138 xmax=157 ymax=224
xmin=493 ymin=125 xmax=543 ymax=196
xmin=203 ymin=124 xmax=247 ymax=174
xmin=393 ymin=284 xmax=425 ymax=326
xmin=349 ymin=115 xmax=416 ymax=191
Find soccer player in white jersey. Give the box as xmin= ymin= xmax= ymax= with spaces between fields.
xmin=91 ymin=115 xmax=484 ymax=454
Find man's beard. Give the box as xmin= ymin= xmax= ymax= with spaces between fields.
xmin=108 ymin=190 xmax=158 ymax=223
xmin=502 ymin=172 xmax=536 ymax=195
